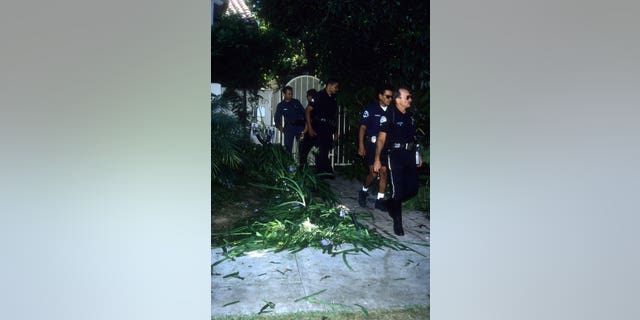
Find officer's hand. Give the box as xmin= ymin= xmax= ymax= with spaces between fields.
xmin=373 ymin=160 xmax=381 ymax=173
xmin=417 ymin=157 xmax=423 ymax=167
xmin=357 ymin=145 xmax=365 ymax=157
xmin=308 ymin=128 xmax=317 ymax=137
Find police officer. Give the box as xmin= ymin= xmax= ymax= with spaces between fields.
xmin=274 ymin=86 xmax=306 ymax=154
xmin=373 ymin=88 xmax=423 ymax=236
xmin=357 ymin=85 xmax=394 ymax=211
xmin=306 ymin=79 xmax=339 ymax=178
xmin=298 ymin=88 xmax=318 ymax=167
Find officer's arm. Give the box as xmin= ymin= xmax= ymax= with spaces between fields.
xmin=358 ymin=125 xmax=367 ymax=156
xmin=375 ymin=132 xmax=387 ymax=161
xmin=373 ymin=131 xmax=387 ymax=172
xmin=330 ymin=110 xmax=339 ymax=141
xmin=305 ymin=105 xmax=316 ymax=136
xmin=274 ymin=105 xmax=283 ymax=131
xmin=300 ymin=101 xmax=308 ymax=134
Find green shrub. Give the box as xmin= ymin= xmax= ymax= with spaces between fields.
xmin=211 ymin=112 xmax=248 ymax=188
xmin=245 ymin=144 xmax=337 ymax=205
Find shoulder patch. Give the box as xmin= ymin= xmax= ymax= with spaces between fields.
xmin=362 ymin=110 xmax=369 ymax=118
xmin=380 ymin=115 xmax=387 ymax=124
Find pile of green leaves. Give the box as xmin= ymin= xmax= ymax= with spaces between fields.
xmin=212 ymin=144 xmax=417 ymax=263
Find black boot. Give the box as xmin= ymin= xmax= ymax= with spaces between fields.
xmin=387 ymin=199 xmax=395 ymax=219
xmin=392 ymin=199 xmax=404 ymax=236
xmin=393 ymin=214 xmax=404 ymax=236
xmin=375 ymin=198 xmax=388 ymax=212
xmin=388 ymin=199 xmax=404 ymax=236
xmin=358 ymin=190 xmax=368 ymax=207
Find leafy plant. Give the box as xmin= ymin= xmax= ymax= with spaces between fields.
xmin=212 ymin=14 xmax=302 ymax=126
xmin=211 ymin=111 xmax=248 ymax=188
xmin=245 ymin=144 xmax=337 ymax=204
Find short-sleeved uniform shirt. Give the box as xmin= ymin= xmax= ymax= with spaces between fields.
xmin=274 ymin=99 xmax=305 ymax=128
xmin=379 ymin=106 xmax=417 ymax=146
xmin=360 ymin=102 xmax=389 ymax=139
xmin=309 ymin=89 xmax=338 ymax=130
xmin=360 ymin=102 xmax=390 ymax=165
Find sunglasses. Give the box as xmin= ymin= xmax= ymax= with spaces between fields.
xmin=406 ymin=95 xmax=413 ymax=100
xmin=384 ymin=95 xmax=393 ymax=99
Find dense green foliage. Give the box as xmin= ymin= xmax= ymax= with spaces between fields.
xmin=212 ymin=15 xmax=281 ymax=90
xmin=212 ymin=14 xmax=307 ymax=125
xmin=213 ymin=2 xmax=429 ymax=151
xmin=252 ymin=0 xmax=429 ymax=92
xmin=211 ymin=110 xmax=247 ymax=188
xmin=252 ymin=0 xmax=429 ymax=172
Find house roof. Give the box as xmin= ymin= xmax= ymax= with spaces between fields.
xmin=225 ymin=0 xmax=254 ymax=20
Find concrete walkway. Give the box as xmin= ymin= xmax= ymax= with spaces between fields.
xmin=211 ymin=176 xmax=430 ymax=317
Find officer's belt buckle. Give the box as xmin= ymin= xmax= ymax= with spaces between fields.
xmin=393 ymin=142 xmax=415 ymax=150
xmin=369 ymin=136 xmax=377 ymax=143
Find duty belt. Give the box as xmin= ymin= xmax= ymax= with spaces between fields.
xmin=392 ymin=142 xmax=416 ymax=150
xmin=286 ymin=120 xmax=305 ymax=125
xmin=314 ymin=117 xmax=336 ymax=126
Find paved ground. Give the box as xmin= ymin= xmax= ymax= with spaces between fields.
xmin=211 ymin=176 xmax=430 ymax=317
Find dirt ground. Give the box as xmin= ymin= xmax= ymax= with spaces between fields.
xmin=212 ymin=184 xmax=263 ymax=234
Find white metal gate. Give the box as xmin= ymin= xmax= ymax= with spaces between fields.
xmin=332 ymin=104 xmax=351 ymax=166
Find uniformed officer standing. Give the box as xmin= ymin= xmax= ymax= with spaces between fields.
xmin=305 ymin=79 xmax=340 ymax=178
xmin=373 ymin=88 xmax=423 ymax=236
xmin=298 ymin=88 xmax=318 ymax=167
xmin=357 ymin=85 xmax=394 ymax=211
xmin=274 ymin=86 xmax=306 ymax=154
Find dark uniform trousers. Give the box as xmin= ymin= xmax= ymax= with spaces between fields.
xmin=387 ymin=149 xmax=419 ymax=203
xmin=298 ymin=132 xmax=315 ymax=166
xmin=283 ymin=124 xmax=305 ymax=154
xmin=298 ymin=122 xmax=334 ymax=174
xmin=314 ymin=123 xmax=334 ymax=175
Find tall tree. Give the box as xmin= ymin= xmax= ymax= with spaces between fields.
xmin=212 ymin=14 xmax=295 ymax=125
xmin=252 ymin=0 xmax=429 ymax=153
xmin=252 ymin=0 xmax=429 ymax=93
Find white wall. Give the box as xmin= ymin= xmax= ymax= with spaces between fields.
xmin=210 ymin=83 xmax=222 ymax=95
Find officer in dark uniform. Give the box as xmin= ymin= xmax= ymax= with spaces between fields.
xmin=305 ymin=79 xmax=340 ymax=177
xmin=373 ymin=88 xmax=423 ymax=236
xmin=357 ymin=85 xmax=394 ymax=211
xmin=298 ymin=88 xmax=318 ymax=167
xmin=274 ymin=86 xmax=306 ymax=154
